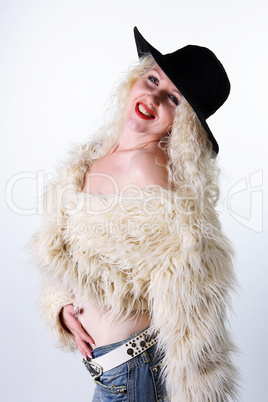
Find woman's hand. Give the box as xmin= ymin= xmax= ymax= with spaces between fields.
xmin=60 ymin=304 xmax=95 ymax=358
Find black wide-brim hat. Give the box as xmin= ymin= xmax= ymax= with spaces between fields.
xmin=134 ymin=27 xmax=231 ymax=155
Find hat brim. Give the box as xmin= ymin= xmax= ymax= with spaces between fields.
xmin=134 ymin=27 xmax=219 ymax=155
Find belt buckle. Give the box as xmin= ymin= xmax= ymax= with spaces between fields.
xmin=83 ymin=357 xmax=103 ymax=379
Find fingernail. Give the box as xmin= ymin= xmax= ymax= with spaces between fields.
xmin=87 ymin=352 xmax=92 ymax=358
xmin=74 ymin=306 xmax=81 ymax=318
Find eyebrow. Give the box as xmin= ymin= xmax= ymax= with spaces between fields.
xmin=150 ymin=68 xmax=182 ymax=97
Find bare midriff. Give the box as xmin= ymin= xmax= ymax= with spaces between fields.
xmin=77 ymin=300 xmax=151 ymax=348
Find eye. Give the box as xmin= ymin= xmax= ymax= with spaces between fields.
xmin=168 ymin=94 xmax=179 ymax=106
xmin=148 ymin=76 xmax=158 ymax=85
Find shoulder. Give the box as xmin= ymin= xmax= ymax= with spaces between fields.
xmin=128 ymin=149 xmax=169 ymax=189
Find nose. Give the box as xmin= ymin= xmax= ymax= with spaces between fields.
xmin=147 ymin=90 xmax=162 ymax=107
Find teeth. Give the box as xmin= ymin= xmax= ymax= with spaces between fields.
xmin=138 ymin=104 xmax=153 ymax=117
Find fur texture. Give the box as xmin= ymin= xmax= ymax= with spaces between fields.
xmin=29 ymin=142 xmax=238 ymax=401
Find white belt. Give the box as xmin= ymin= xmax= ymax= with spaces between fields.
xmin=83 ymin=328 xmax=157 ymax=378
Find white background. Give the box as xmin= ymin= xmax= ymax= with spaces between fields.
xmin=1 ymin=0 xmax=267 ymax=401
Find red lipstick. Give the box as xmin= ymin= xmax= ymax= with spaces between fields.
xmin=135 ymin=102 xmax=155 ymax=120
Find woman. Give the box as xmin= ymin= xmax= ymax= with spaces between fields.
xmin=30 ymin=27 xmax=238 ymax=401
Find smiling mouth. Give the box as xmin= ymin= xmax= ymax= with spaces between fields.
xmin=135 ymin=102 xmax=155 ymax=120
xmin=138 ymin=103 xmax=154 ymax=117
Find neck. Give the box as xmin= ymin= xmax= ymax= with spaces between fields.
xmin=112 ymin=126 xmax=162 ymax=153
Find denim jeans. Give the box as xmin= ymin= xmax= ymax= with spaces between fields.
xmin=90 ymin=329 xmax=169 ymax=401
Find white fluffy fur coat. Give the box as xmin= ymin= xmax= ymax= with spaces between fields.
xmin=29 ymin=141 xmax=238 ymax=401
